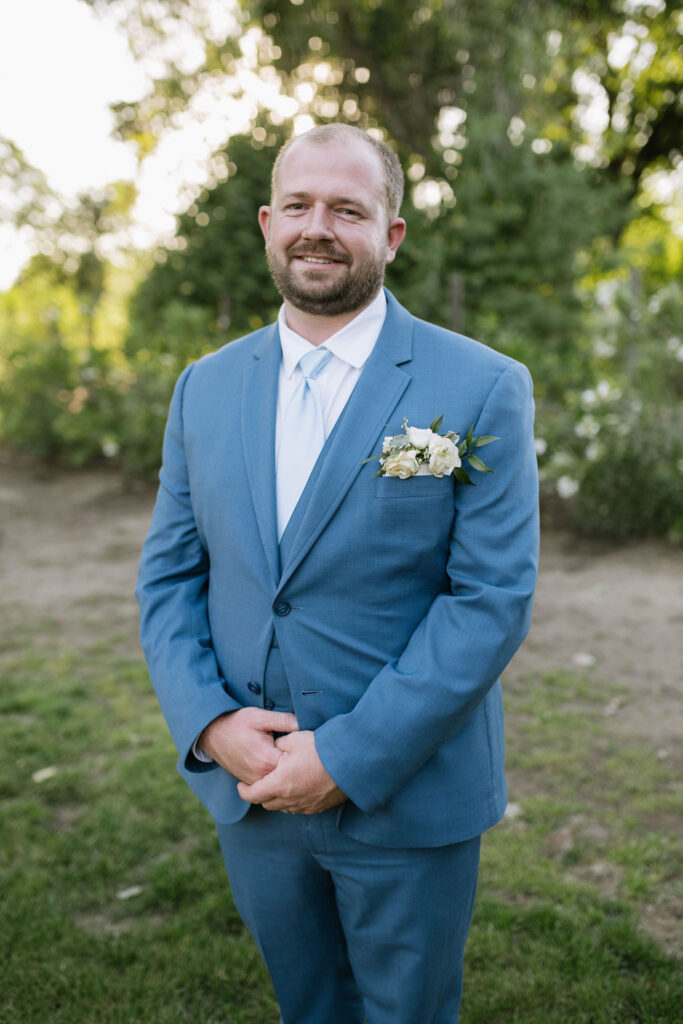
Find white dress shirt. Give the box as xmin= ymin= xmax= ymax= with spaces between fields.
xmin=193 ymin=288 xmax=387 ymax=763
xmin=275 ymin=287 xmax=387 ymax=460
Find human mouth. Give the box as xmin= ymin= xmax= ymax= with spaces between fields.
xmin=289 ymin=250 xmax=348 ymax=266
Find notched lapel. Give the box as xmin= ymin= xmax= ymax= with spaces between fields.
xmin=241 ymin=325 xmax=281 ymax=586
xmin=278 ymin=296 xmax=414 ymax=588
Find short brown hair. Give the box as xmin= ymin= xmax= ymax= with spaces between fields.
xmin=271 ymin=123 xmax=404 ymax=222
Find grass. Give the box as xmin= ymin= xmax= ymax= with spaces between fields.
xmin=1 ymin=618 xmax=681 ymax=1023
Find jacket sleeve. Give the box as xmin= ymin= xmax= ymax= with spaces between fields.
xmin=135 ymin=363 xmax=242 ymax=772
xmin=314 ymin=360 xmax=539 ymax=814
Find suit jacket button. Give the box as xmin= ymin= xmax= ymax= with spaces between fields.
xmin=274 ymin=600 xmax=291 ymax=617
xmin=247 ymin=681 xmax=261 ymax=694
xmin=263 ymin=698 xmax=275 ymax=710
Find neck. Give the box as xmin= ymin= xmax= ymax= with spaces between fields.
xmin=283 ymin=293 xmax=379 ymax=346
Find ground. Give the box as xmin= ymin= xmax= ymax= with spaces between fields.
xmin=1 ymin=452 xmax=681 ymax=951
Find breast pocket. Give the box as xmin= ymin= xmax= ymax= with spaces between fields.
xmin=370 ymin=472 xmax=455 ymax=574
xmin=374 ymin=474 xmax=455 ymax=499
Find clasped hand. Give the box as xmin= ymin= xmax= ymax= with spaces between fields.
xmin=198 ymin=707 xmax=346 ymax=814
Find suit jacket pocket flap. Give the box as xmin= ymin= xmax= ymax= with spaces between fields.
xmin=374 ymin=475 xmax=454 ymax=498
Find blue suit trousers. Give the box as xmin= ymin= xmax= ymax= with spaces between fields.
xmin=216 ymin=646 xmax=481 ymax=1024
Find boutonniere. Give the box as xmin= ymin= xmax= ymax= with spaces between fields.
xmin=363 ymin=415 xmax=499 ymax=484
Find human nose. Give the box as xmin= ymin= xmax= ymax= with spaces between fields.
xmin=301 ymin=203 xmax=335 ymax=240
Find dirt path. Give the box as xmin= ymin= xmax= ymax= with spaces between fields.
xmin=1 ymin=455 xmax=682 ymax=735
xmin=2 ymin=455 xmax=681 ymax=746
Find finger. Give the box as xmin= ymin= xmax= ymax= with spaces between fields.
xmin=275 ymin=728 xmax=312 ymax=752
xmin=248 ymin=708 xmax=296 ymax=733
xmin=261 ymin=799 xmax=290 ymax=812
xmin=265 ymin=711 xmax=299 ymax=733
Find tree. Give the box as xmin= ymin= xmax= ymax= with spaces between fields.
xmin=128 ymin=128 xmax=282 ymax=359
xmin=80 ymin=0 xmax=681 ymax=194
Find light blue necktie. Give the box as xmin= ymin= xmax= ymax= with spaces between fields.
xmin=276 ymin=346 xmax=333 ymax=541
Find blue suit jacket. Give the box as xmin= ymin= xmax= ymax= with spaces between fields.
xmin=136 ymin=290 xmax=539 ymax=847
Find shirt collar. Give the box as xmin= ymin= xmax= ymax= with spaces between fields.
xmin=278 ymin=289 xmax=387 ymax=379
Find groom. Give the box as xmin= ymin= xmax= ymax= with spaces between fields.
xmin=137 ymin=123 xmax=539 ymax=1023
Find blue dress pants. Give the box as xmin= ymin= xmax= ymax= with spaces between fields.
xmin=216 ymin=646 xmax=481 ymax=1024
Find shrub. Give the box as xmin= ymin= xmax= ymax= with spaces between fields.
xmin=538 ymin=280 xmax=683 ymax=543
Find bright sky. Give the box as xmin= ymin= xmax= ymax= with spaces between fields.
xmin=0 ymin=0 xmax=272 ymax=289
xmin=0 ymin=0 xmax=144 ymax=285
xmin=0 ymin=0 xmax=145 ymax=191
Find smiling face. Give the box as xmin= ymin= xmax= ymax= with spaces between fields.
xmin=259 ymin=135 xmax=405 ymax=322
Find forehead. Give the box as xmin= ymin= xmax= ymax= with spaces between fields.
xmin=275 ymin=138 xmax=385 ymax=207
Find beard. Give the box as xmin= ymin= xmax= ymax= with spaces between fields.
xmin=266 ymin=241 xmax=387 ymax=317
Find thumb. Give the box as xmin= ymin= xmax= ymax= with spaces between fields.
xmin=275 ymin=732 xmax=296 ymax=753
xmin=237 ymin=779 xmax=256 ymax=801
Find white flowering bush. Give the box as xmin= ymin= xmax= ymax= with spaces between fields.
xmin=536 ymin=280 xmax=683 ymax=543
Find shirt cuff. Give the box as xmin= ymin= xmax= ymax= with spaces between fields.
xmin=191 ymin=737 xmax=214 ymax=764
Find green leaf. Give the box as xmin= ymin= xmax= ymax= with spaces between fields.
xmin=361 ymin=453 xmax=381 ymax=465
xmin=473 ymin=435 xmax=500 ymax=447
xmin=429 ymin=413 xmax=444 ymax=433
xmin=465 ymin=423 xmax=474 ymax=450
xmin=458 ymin=440 xmax=468 ymax=458
xmin=467 ymin=454 xmax=494 ymax=473
xmin=454 ymin=467 xmax=475 ymax=485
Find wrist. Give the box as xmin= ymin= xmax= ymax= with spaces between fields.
xmin=199 ymin=711 xmax=235 ymax=758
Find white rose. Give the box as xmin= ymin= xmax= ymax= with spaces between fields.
xmin=382 ymin=450 xmax=420 ymax=478
xmin=427 ymin=436 xmax=461 ymax=477
xmin=405 ymin=426 xmax=435 ymax=449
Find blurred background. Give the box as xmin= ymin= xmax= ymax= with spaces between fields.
xmin=1 ymin=3 xmax=681 ymax=1022
xmin=1 ymin=0 xmax=681 ymax=539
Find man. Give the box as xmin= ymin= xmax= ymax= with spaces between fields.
xmin=137 ymin=123 xmax=539 ymax=1024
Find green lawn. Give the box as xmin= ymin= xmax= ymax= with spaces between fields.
xmin=1 ymin=616 xmax=680 ymax=1023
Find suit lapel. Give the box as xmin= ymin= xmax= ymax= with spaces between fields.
xmin=278 ymin=293 xmax=414 ymax=591
xmin=241 ymin=324 xmax=281 ymax=587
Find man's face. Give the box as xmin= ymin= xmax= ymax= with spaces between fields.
xmin=259 ymin=138 xmax=405 ymax=317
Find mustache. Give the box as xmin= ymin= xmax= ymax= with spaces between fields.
xmin=287 ymin=244 xmax=350 ymax=264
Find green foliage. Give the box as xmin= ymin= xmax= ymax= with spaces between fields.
xmin=570 ymin=395 xmax=683 ymax=544
xmin=0 ymin=271 xmax=115 ymax=463
xmin=114 ymin=132 xmax=288 ymax=475
xmin=538 ymin=278 xmax=683 ymax=542
xmin=128 ymin=133 xmax=282 ymax=352
xmin=114 ymin=353 xmax=181 ymax=477
xmin=0 ymin=264 xmax=139 ymax=468
xmin=388 ymin=117 xmax=630 ymax=403
xmin=90 ymin=0 xmax=681 ymax=200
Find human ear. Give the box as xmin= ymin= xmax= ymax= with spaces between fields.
xmin=385 ymin=218 xmax=407 ymax=264
xmin=258 ymin=205 xmax=271 ymax=243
